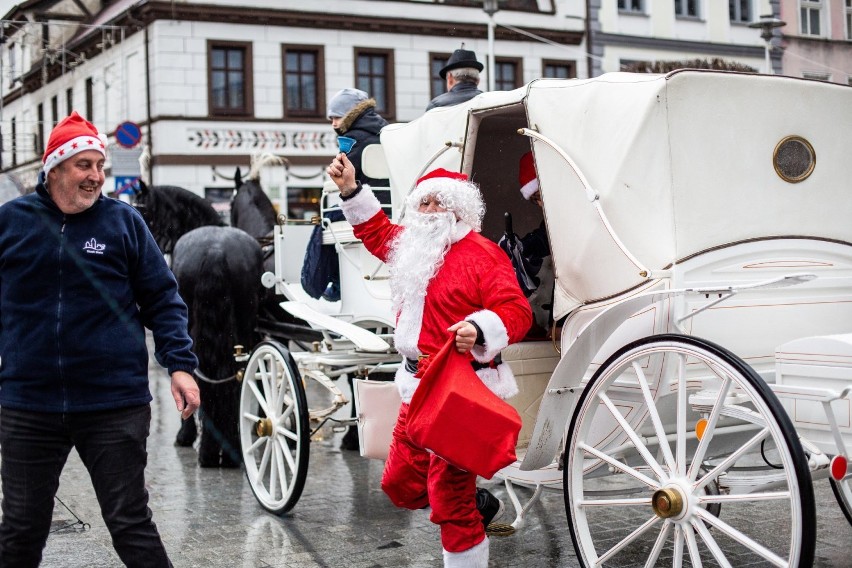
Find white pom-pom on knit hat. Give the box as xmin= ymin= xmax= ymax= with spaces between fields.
xmin=518 ymin=151 xmax=539 ymax=200
xmin=42 ymin=111 xmax=108 ymax=175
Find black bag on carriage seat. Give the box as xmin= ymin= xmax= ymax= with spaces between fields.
xmin=301 ymin=208 xmax=345 ymax=301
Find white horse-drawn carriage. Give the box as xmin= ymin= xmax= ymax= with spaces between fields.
xmin=238 ymin=70 xmax=852 ymax=567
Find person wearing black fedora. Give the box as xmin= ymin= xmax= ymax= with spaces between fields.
xmin=426 ymin=44 xmax=484 ymax=111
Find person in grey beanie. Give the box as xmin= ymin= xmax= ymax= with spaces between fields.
xmin=328 ymin=88 xmax=389 ymax=188
xmin=324 ymin=89 xmax=392 ymax=450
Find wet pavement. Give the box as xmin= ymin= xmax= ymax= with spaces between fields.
xmin=27 ymin=338 xmax=852 ymax=567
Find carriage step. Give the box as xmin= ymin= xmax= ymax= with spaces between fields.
xmin=485 ymin=522 xmax=515 ymax=537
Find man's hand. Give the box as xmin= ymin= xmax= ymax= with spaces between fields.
xmin=448 ymin=321 xmax=478 ymax=354
xmin=326 ymin=152 xmax=358 ymax=196
xmin=170 ymin=370 xmax=200 ymax=420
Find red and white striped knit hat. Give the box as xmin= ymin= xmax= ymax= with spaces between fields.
xmin=42 ymin=111 xmax=107 ymax=175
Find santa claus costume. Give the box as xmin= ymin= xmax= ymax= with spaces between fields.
xmin=340 ymin=169 xmax=532 ymax=568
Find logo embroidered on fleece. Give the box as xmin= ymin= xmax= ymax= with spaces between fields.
xmin=83 ymin=238 xmax=106 ymax=255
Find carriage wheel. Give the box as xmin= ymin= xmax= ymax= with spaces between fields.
xmin=830 ymin=472 xmax=852 ymax=526
xmin=564 ymin=334 xmax=815 ymax=568
xmin=239 ymin=340 xmax=310 ymax=515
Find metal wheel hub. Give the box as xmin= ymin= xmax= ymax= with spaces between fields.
xmin=652 ymin=481 xmax=693 ymax=521
xmin=255 ymin=417 xmax=274 ymax=438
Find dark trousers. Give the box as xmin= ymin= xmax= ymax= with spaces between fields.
xmin=0 ymin=405 xmax=172 ymax=567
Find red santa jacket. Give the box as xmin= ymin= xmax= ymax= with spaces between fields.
xmin=341 ymin=185 xmax=532 ymax=403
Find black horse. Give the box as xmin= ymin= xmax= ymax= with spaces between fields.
xmin=172 ymin=226 xmax=263 ymax=467
xmin=133 ymin=182 xmax=225 ymax=258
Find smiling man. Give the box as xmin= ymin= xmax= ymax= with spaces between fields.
xmin=0 ymin=112 xmax=200 ymax=567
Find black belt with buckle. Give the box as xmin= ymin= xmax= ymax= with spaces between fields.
xmin=405 ymin=353 xmax=502 ymax=374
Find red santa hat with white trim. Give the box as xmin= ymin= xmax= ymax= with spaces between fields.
xmin=406 ymin=168 xmax=485 ymax=232
xmin=42 ymin=111 xmax=108 ymax=175
xmin=518 ymin=151 xmax=539 ymax=200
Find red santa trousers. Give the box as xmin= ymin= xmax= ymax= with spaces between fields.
xmin=381 ymin=403 xmax=485 ymax=553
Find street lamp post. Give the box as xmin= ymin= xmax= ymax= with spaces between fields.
xmin=748 ymin=14 xmax=786 ymax=74
xmin=482 ymin=0 xmax=499 ymax=92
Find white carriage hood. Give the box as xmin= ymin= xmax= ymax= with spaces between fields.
xmin=379 ymin=72 xmax=852 ymax=321
xmin=525 ymin=71 xmax=852 ymax=318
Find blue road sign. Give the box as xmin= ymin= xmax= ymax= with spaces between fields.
xmin=115 ymin=121 xmax=142 ymax=149
xmin=115 ymin=176 xmax=141 ymax=195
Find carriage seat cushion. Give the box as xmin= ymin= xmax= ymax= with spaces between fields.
xmin=502 ymin=341 xmax=560 ymax=449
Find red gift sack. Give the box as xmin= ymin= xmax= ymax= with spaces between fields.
xmin=406 ymin=337 xmax=522 ymax=479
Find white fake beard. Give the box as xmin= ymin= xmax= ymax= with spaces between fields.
xmin=388 ymin=211 xmax=456 ymax=356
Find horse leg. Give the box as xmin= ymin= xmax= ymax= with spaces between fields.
xmin=175 ymin=415 xmax=197 ymax=447
xmin=197 ymin=382 xmax=222 ymax=467
xmin=340 ymin=374 xmax=360 ymax=451
xmin=219 ymin=380 xmax=242 ymax=468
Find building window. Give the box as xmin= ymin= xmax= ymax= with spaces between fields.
xmin=283 ymin=45 xmax=324 ymax=119
xmin=430 ymin=53 xmax=450 ymax=99
xmin=354 ymin=48 xmax=395 ymax=119
xmin=618 ymin=0 xmax=644 ymax=12
xmin=543 ymin=60 xmax=576 ymax=79
xmin=800 ymin=1 xmax=823 ymax=36
xmin=494 ymin=58 xmax=522 ymax=91
xmin=208 ymin=41 xmax=253 ymax=117
xmin=803 ymin=71 xmax=831 ymax=81
xmin=846 ymin=0 xmax=852 ymax=40
xmin=51 ymin=95 xmax=58 ymax=127
xmin=675 ymin=0 xmax=700 ymax=18
xmin=66 ymin=88 xmax=73 ymax=116
xmin=729 ymin=0 xmax=751 ymax=23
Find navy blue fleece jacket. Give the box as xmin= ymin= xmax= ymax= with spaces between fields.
xmin=0 ymin=181 xmax=197 ymax=412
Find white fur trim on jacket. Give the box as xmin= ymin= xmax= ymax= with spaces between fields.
xmin=340 ymin=184 xmax=381 ymax=224
xmin=466 ymin=310 xmax=509 ymax=363
xmin=394 ymin=364 xmax=420 ymax=404
xmin=444 ymin=537 xmax=489 ymax=568
xmin=476 ymin=364 xmax=519 ymax=400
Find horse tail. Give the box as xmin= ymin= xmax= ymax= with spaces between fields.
xmin=247 ymin=152 xmax=289 ymax=181
xmin=139 ymin=146 xmax=151 ymax=186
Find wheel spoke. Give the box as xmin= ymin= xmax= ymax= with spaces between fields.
xmin=643 ymin=523 xmax=671 ymax=568
xmin=599 ymin=392 xmax=668 ymax=481
xmin=268 ymin=442 xmax=279 ymax=499
xmin=276 ymin=434 xmax=298 ymax=473
xmin=274 ymin=437 xmax=290 ymax=492
xmin=684 ymin=523 xmax=704 ymax=568
xmin=676 ymin=353 xmax=687 ymax=477
xmin=242 ymin=411 xmax=262 ymax=423
xmin=633 ymin=360 xmax=676 ymax=474
xmin=259 ymin=357 xmax=275 ymax=414
xmin=246 ymin=435 xmax=266 ymax=455
xmin=247 ymin=380 xmax=270 ymax=417
xmin=698 ymin=491 xmax=790 ymax=505
xmin=691 ymin=518 xmax=733 ymax=568
xmin=694 ymin=507 xmax=788 ymax=567
xmin=688 ymin=376 xmax=733 ymax=481
xmin=595 ymin=515 xmax=660 ymax=565
xmin=672 ymin=525 xmax=684 ymax=568
xmin=694 ymin=427 xmax=770 ymax=492
xmin=578 ymin=497 xmax=651 ymax=507
xmin=579 ymin=442 xmax=660 ymax=489
xmin=276 ymin=424 xmax=299 ymax=443
xmin=257 ymin=438 xmax=272 ymax=480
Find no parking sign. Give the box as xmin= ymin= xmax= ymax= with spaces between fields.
xmin=115 ymin=121 xmax=142 ymax=149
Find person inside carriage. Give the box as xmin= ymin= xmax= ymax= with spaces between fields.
xmin=302 ymin=87 xmax=394 ymax=450
xmin=326 ymin=153 xmax=532 ymax=568
xmin=498 ymin=151 xmax=554 ymax=339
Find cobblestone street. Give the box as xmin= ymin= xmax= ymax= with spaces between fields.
xmin=27 ymin=349 xmax=852 ymax=567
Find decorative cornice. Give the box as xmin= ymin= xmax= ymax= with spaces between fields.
xmin=131 ymin=2 xmax=582 ymax=45
xmin=596 ymin=32 xmax=764 ymax=58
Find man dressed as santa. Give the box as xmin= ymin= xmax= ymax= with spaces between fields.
xmin=327 ymin=154 xmax=532 ymax=568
